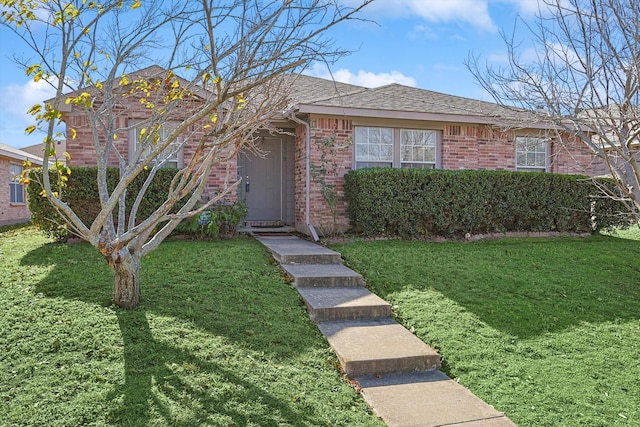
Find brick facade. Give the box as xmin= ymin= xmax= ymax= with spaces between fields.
xmin=64 ymin=95 xmax=237 ymax=201
xmin=298 ymin=117 xmax=354 ymax=234
xmin=295 ymin=117 xmax=598 ymax=233
xmin=60 ymin=74 xmax=599 ymax=235
xmin=0 ymin=157 xmax=31 ymax=226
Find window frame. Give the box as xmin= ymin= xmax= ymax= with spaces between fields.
xmin=354 ymin=126 xmax=394 ymax=169
xmin=129 ymin=120 xmax=184 ymax=169
xmin=400 ymin=129 xmax=438 ymax=169
xmin=515 ymin=136 xmax=550 ymax=172
xmin=9 ymin=163 xmax=25 ymax=204
xmin=354 ymin=126 xmax=441 ymax=170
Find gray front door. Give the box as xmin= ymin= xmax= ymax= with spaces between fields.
xmin=240 ymin=137 xmax=285 ymax=222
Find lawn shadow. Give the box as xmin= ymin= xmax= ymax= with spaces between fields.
xmin=19 ymin=238 xmax=316 ymax=358
xmin=106 ymin=307 xmax=331 ymax=426
xmin=18 ymin=237 xmax=342 ymax=425
xmin=336 ymin=236 xmax=640 ymax=339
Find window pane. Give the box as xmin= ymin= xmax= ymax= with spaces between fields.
xmin=10 ymin=164 xmax=22 ymax=182
xmin=355 ymin=126 xmax=393 ymax=163
xmin=370 ymin=144 xmax=381 ymax=160
xmin=9 ymin=165 xmax=24 ymax=203
xmin=413 ymin=147 xmax=423 ymax=161
xmin=381 ymin=144 xmax=393 ymax=160
xmin=401 ymin=129 xmax=436 ymax=164
xmin=10 ymin=183 xmax=24 ymax=203
xmin=401 ymin=163 xmax=435 ymax=170
xmin=356 ymin=161 xmax=392 ymax=169
xmin=136 ymin=123 xmax=180 ymax=167
xmin=381 ymin=128 xmax=393 ymax=144
xmin=356 ymin=144 xmax=368 ymax=160
xmin=401 ymin=145 xmax=411 ymax=160
xmin=516 ymin=137 xmax=547 ymax=169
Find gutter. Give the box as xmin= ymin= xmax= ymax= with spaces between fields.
xmin=286 ymin=108 xmax=319 ymax=241
xmin=0 ymin=147 xmax=45 ymax=166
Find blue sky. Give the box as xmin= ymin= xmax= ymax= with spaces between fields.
xmin=0 ymin=0 xmax=540 ymax=149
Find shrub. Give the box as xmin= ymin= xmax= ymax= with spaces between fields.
xmin=27 ymin=167 xmax=185 ymax=241
xmin=174 ymin=200 xmax=248 ymax=239
xmin=344 ymin=168 xmax=629 ymax=238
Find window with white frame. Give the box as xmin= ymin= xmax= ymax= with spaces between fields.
xmin=516 ymin=136 xmax=548 ymax=172
xmin=401 ymin=129 xmax=437 ymax=169
xmin=10 ymin=164 xmax=25 ymax=204
xmin=131 ymin=122 xmax=182 ymax=168
xmin=355 ymin=127 xmax=393 ymax=168
xmin=355 ymin=126 xmax=440 ymax=169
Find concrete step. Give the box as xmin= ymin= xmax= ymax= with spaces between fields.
xmin=318 ymin=318 xmax=441 ymax=378
xmin=297 ymin=287 xmax=392 ymax=321
xmin=355 ymin=371 xmax=515 ymax=427
xmin=256 ymin=236 xmax=342 ymax=264
xmin=282 ymin=263 xmax=364 ymax=287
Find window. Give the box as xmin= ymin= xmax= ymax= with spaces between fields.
xmin=355 ymin=126 xmax=440 ymax=169
xmin=355 ymin=127 xmax=393 ymax=168
xmin=401 ymin=129 xmax=437 ymax=169
xmin=131 ymin=122 xmax=182 ymax=168
xmin=10 ymin=164 xmax=25 ymax=204
xmin=516 ymin=136 xmax=548 ymax=172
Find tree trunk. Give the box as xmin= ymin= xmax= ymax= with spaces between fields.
xmin=111 ymin=249 xmax=141 ymax=309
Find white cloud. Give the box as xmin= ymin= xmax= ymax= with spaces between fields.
xmin=343 ymin=0 xmax=549 ymax=32
xmin=343 ymin=0 xmax=497 ymax=32
xmin=0 ymin=79 xmax=57 ymax=124
xmin=306 ymin=63 xmax=417 ymax=87
xmin=0 ymin=79 xmax=60 ymax=148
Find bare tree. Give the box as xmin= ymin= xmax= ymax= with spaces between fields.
xmin=467 ymin=0 xmax=640 ymax=216
xmin=2 ymin=0 xmax=373 ymax=308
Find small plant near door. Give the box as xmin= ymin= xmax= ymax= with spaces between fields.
xmin=176 ymin=199 xmax=248 ymax=239
xmin=310 ymin=132 xmax=350 ymax=235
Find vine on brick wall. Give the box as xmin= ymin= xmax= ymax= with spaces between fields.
xmin=309 ymin=131 xmax=351 ymax=235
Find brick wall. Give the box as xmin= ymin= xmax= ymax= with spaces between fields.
xmin=299 ymin=117 xmax=354 ymax=234
xmin=0 ymin=157 xmax=31 ymax=225
xmin=64 ymin=94 xmax=238 ymax=201
xmin=443 ymin=125 xmax=525 ymax=171
xmin=442 ymin=124 xmax=597 ymax=174
xmin=549 ymin=134 xmax=597 ymax=175
xmin=300 ymin=119 xmax=598 ymax=234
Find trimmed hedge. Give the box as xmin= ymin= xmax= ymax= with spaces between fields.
xmin=344 ymin=168 xmax=629 ymax=237
xmin=27 ymin=167 xmax=184 ymax=240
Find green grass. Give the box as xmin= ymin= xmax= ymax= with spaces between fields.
xmin=331 ymin=233 xmax=640 ymax=426
xmin=0 ymin=227 xmax=384 ymax=427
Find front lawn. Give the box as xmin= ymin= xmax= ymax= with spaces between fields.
xmin=0 ymin=226 xmax=383 ymax=426
xmin=332 ymin=233 xmax=640 ymax=426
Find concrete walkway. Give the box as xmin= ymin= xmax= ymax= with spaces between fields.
xmin=254 ymin=234 xmax=515 ymax=427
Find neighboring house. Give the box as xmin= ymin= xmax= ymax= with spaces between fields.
xmin=0 ymin=143 xmax=44 ymax=226
xmin=21 ymin=139 xmax=67 ymax=165
xmin=55 ymin=68 xmax=599 ymax=235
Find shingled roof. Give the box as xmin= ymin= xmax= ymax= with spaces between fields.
xmin=289 ymin=74 xmax=537 ymax=126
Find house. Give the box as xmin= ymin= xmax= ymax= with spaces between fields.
xmin=20 ymin=139 xmax=67 ymax=165
xmin=0 ymin=143 xmax=44 ymax=226
xmin=57 ymin=69 xmax=598 ymax=235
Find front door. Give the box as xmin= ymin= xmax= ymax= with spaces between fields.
xmin=239 ymin=137 xmax=285 ymax=223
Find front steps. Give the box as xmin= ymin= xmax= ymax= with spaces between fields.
xmin=297 ymin=287 xmax=392 ymax=321
xmin=257 ymin=235 xmax=440 ymax=377
xmin=255 ymin=235 xmax=515 ymax=427
xmin=318 ymin=318 xmax=441 ymax=377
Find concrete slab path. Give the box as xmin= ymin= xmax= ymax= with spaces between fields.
xmin=255 ymin=234 xmax=515 ymax=427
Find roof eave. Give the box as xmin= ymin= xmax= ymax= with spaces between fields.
xmin=0 ymin=148 xmax=44 ymax=165
xmin=295 ymin=104 xmax=555 ymax=129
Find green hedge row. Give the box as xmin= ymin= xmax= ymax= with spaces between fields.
xmin=344 ymin=168 xmax=629 ymax=237
xmin=27 ymin=167 xmax=185 ymax=240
